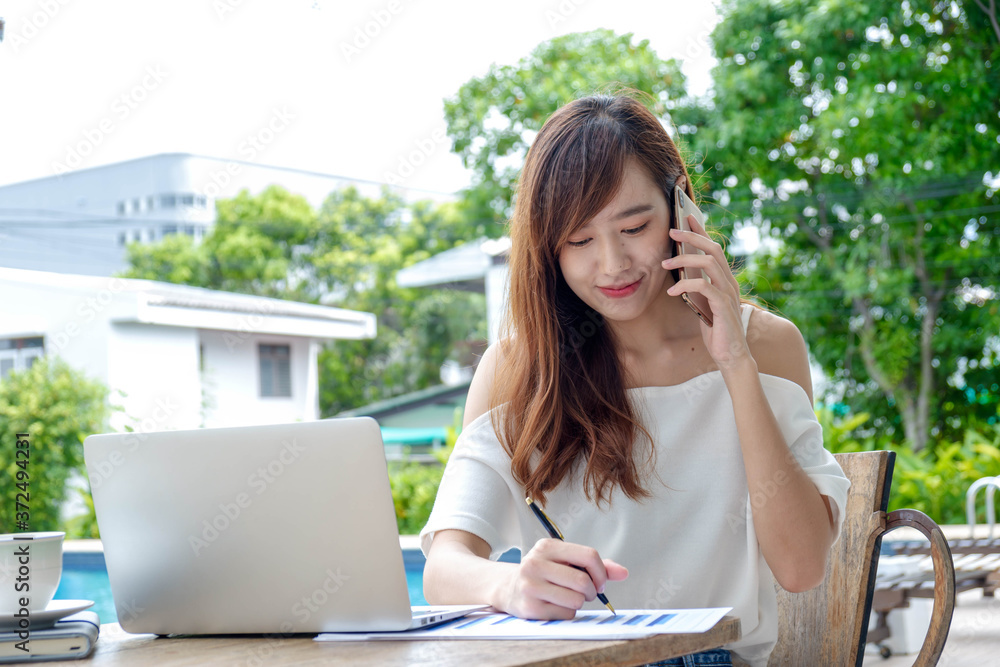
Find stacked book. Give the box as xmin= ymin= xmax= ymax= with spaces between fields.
xmin=0 ymin=611 xmax=99 ymax=663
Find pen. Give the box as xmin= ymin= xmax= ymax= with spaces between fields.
xmin=525 ymin=497 xmax=616 ymax=615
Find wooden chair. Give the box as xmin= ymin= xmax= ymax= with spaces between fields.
xmin=768 ymin=451 xmax=956 ymax=666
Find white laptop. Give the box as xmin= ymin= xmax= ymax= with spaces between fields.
xmin=84 ymin=417 xmax=486 ymax=635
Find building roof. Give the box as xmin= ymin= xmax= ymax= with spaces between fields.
xmin=336 ymin=381 xmax=470 ymax=429
xmin=0 ymin=267 xmax=376 ymax=340
xmin=0 ymin=152 xmax=457 ymax=205
xmin=396 ymin=238 xmax=510 ymax=291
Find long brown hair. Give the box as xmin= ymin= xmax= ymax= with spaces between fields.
xmin=491 ymin=90 xmax=699 ymax=506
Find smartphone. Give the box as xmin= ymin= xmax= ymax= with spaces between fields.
xmin=673 ymin=186 xmax=714 ymax=327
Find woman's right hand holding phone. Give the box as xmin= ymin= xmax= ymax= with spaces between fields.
xmin=497 ymin=538 xmax=628 ymax=619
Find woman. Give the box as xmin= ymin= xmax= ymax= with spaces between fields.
xmin=420 ymin=90 xmax=850 ymax=667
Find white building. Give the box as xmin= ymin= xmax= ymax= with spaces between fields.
xmin=396 ymin=237 xmax=510 ymax=345
xmin=0 ymin=267 xmax=376 ymax=431
xmin=0 ymin=152 xmax=454 ymax=277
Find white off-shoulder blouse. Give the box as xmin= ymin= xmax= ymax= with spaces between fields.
xmin=420 ymin=306 xmax=851 ymax=666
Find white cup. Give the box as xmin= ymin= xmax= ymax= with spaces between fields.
xmin=0 ymin=532 xmax=65 ymax=612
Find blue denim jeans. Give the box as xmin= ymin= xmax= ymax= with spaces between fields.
xmin=644 ymin=648 xmax=733 ymax=666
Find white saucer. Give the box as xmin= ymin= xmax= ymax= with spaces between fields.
xmin=0 ymin=599 xmax=95 ymax=632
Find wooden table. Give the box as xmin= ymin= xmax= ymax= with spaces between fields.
xmin=46 ymin=616 xmax=740 ymax=666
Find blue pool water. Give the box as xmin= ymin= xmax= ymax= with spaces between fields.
xmin=54 ymin=551 xmax=430 ymax=625
xmin=54 ymin=552 xmax=117 ymax=623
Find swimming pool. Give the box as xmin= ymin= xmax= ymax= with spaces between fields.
xmin=55 ymin=551 xmax=117 ymax=623
xmin=54 ymin=548 xmax=432 ymax=625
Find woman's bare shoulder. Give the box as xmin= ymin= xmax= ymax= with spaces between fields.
xmin=746 ymin=307 xmax=814 ymax=403
xmin=462 ymin=340 xmax=510 ymax=428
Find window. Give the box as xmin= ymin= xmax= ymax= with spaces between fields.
xmin=116 ymin=201 xmax=126 ymax=216
xmin=118 ymin=232 xmax=127 ymax=246
xmin=147 ymin=195 xmax=155 ymax=210
xmin=162 ymin=224 xmax=178 ymax=236
xmin=259 ymin=344 xmax=291 ymax=397
xmin=180 ymin=194 xmax=195 ymax=207
xmin=160 ymin=194 xmax=177 ymax=208
xmin=0 ymin=337 xmax=44 ymax=380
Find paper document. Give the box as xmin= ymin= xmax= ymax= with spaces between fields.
xmin=315 ymin=607 xmax=732 ymax=641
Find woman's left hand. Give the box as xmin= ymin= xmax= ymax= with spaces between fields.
xmin=661 ymin=214 xmax=750 ymax=370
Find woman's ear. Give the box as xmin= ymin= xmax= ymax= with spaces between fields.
xmin=674 ymin=175 xmax=688 ymax=193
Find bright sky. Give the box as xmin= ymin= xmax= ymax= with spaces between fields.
xmin=0 ymin=0 xmax=722 ymax=196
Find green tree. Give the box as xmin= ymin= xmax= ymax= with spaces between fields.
xmin=0 ymin=357 xmax=110 ymax=532
xmin=314 ymin=187 xmax=486 ymax=415
xmin=123 ymin=233 xmax=211 ymax=287
xmin=445 ymin=29 xmax=688 ymax=233
xmin=122 ymin=184 xmax=316 ymax=300
xmin=693 ymin=0 xmax=1000 ymax=450
xmin=123 ymin=184 xmax=486 ymax=415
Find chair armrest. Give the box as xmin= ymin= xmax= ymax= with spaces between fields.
xmin=882 ymin=509 xmax=956 ymax=667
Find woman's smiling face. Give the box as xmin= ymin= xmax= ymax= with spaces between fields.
xmin=557 ymin=159 xmax=673 ymax=325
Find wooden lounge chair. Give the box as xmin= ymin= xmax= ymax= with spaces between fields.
xmin=768 ymin=451 xmax=956 ymax=666
xmin=879 ymin=539 xmax=1000 ymax=598
xmin=870 ymin=475 xmax=1000 ymax=656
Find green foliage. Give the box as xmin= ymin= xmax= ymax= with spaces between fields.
xmin=123 ymin=185 xmax=319 ymax=300
xmin=445 ymin=18 xmax=999 ymax=451
xmin=696 ymin=0 xmax=1000 ymax=450
xmin=122 ymin=184 xmax=487 ymax=415
xmin=62 ymin=486 xmax=100 ymax=539
xmin=822 ymin=408 xmax=1000 ymax=524
xmin=314 ymin=187 xmax=487 ymax=414
xmin=445 ymin=29 xmax=688 ymax=232
xmin=891 ymin=436 xmax=1000 ymax=525
xmin=0 ymin=357 xmax=110 ymax=533
xmin=388 ymin=409 xmax=461 ymax=535
xmin=122 ymin=233 xmax=210 ymax=287
xmin=389 ymin=462 xmax=446 ymax=536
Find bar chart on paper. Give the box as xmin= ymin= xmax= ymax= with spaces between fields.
xmin=316 ymin=608 xmax=732 ymax=641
